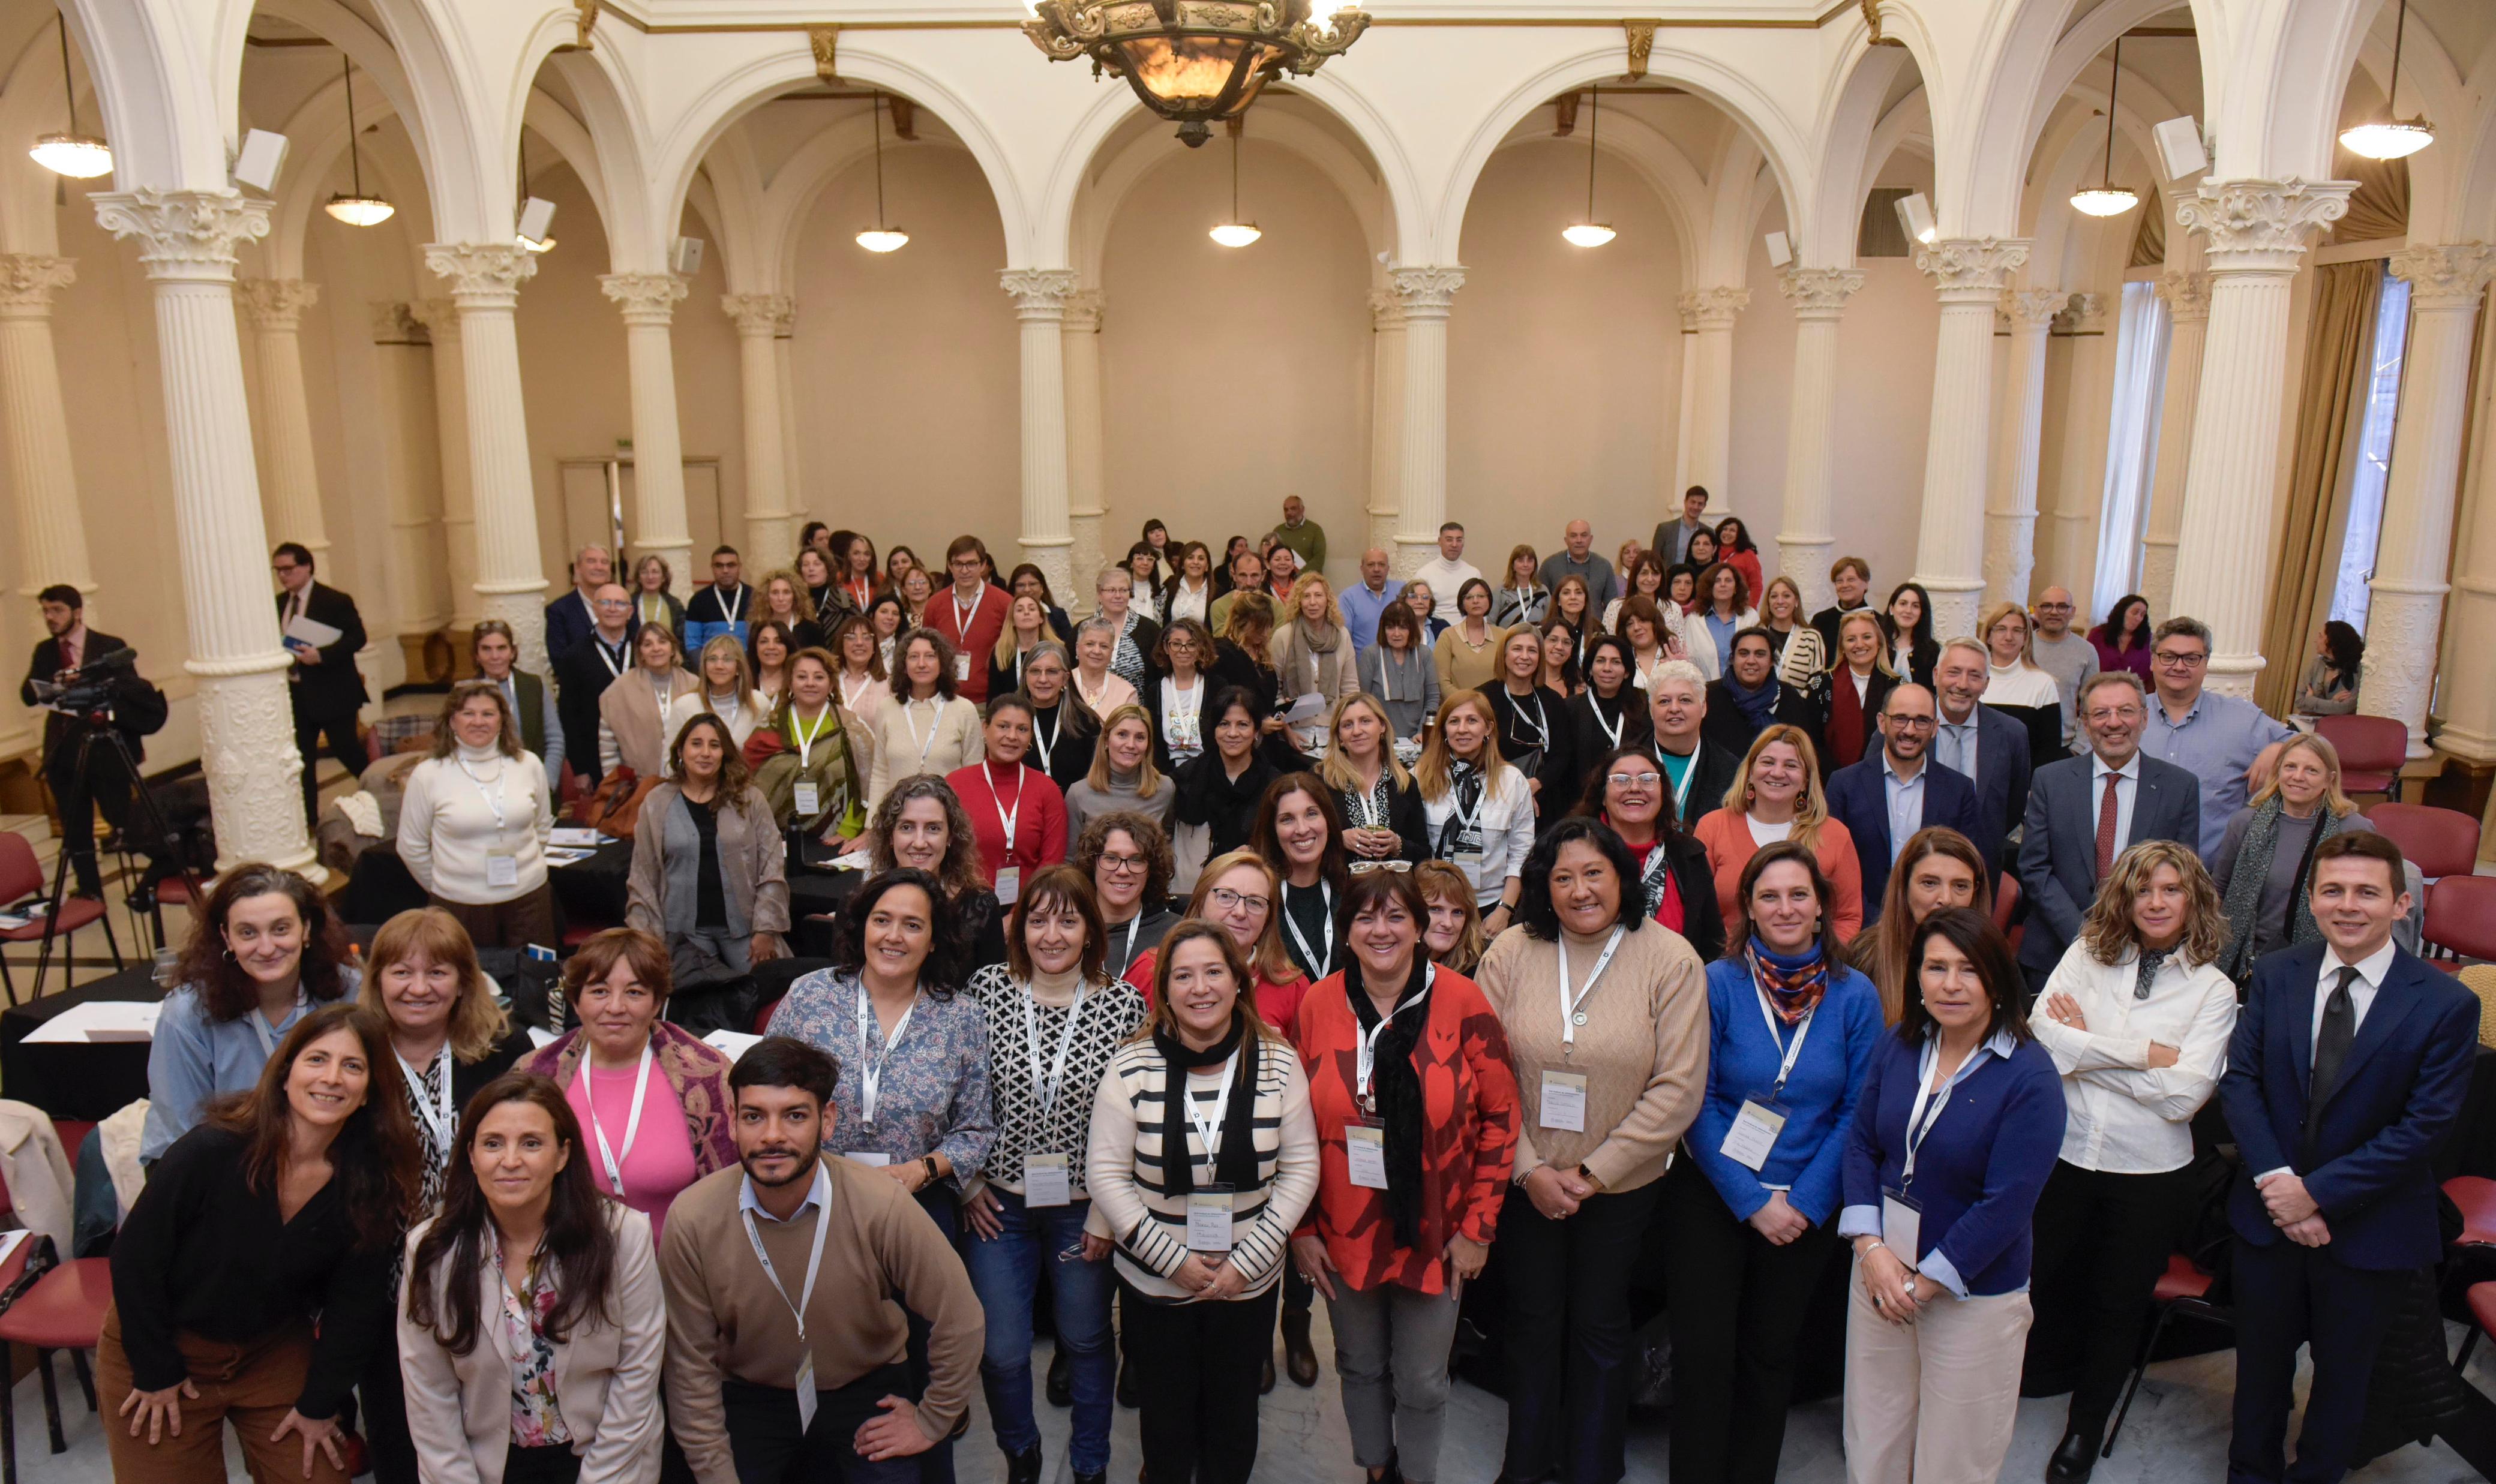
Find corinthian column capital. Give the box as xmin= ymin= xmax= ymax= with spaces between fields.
xmin=2177 ymin=178 xmax=2353 ymax=270
xmin=2000 ymin=287 xmax=2068 ymax=330
xmin=1678 ymin=286 xmax=1751 ymax=329
xmin=2389 ymin=244 xmax=2496 ymax=310
xmin=1390 ymin=265 xmax=1465 ymax=319
xmin=0 ymin=255 xmax=74 ymax=317
xmin=424 ymin=244 xmax=537 ymax=307
xmin=999 ymin=269 xmax=1082 ymax=318
xmin=93 ymin=190 xmax=270 ymax=282
xmin=600 ymin=272 xmax=689 ymax=326
xmin=237 ymin=278 xmax=321 ymax=332
xmin=1061 ymin=289 xmax=1105 ymax=334
xmin=2155 ymin=270 xmax=2213 ymax=323
xmin=1915 ymin=238 xmax=2030 ymax=302
xmin=721 ymin=292 xmax=794 ymax=337
xmin=1775 ymin=266 xmax=1864 ymax=319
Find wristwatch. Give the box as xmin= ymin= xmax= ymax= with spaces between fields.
xmin=922 ymin=1155 xmax=941 ymax=1184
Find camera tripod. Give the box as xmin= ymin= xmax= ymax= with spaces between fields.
xmin=12 ymin=713 xmax=202 ymax=1004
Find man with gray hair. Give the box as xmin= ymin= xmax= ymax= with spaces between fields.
xmin=2029 ymin=586 xmax=2094 ymax=750
xmin=2139 ymin=615 xmax=2293 ymax=863
xmin=545 ymin=542 xmax=614 ymax=663
xmin=1930 ymin=635 xmax=2034 ymax=867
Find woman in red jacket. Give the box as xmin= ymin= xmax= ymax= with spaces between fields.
xmin=945 ymin=692 xmax=1068 ymax=902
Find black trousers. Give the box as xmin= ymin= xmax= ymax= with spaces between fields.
xmin=1121 ymin=1279 xmax=1279 ymax=1484
xmin=2023 ymin=1158 xmax=2194 ymax=1439
xmin=44 ymin=740 xmax=130 ymax=897
xmin=1498 ymin=1179 xmax=1661 ymax=1484
xmin=722 ymin=1366 xmax=922 ymax=1484
xmin=2228 ymin=1235 xmax=2412 ymax=1484
xmin=361 ymin=1322 xmax=418 ymax=1484
xmin=292 ymin=701 xmax=368 ymax=826
xmin=505 ymin=1442 xmax=584 ymax=1484
xmin=1656 ymin=1160 xmax=1838 ymax=1484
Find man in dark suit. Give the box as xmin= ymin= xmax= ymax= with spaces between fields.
xmin=1930 ymin=637 xmax=2032 ymax=863
xmin=1648 ymin=661 xmax=1739 ymax=830
xmin=2016 ymin=671 xmax=2200 ymax=993
xmin=1700 ymin=627 xmax=1823 ymax=760
xmin=2220 ymin=831 xmax=2474 ymax=1484
xmin=553 ymin=583 xmax=636 ymax=786
xmin=273 ymin=542 xmax=369 ymax=827
xmin=543 ymin=542 xmax=613 ymax=666
xmin=18 ymin=585 xmax=143 ymax=899
xmin=1823 ymin=682 xmax=1988 ymax=917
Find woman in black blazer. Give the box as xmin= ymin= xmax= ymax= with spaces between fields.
xmin=1174 ymin=686 xmax=1284 ymax=861
xmin=1144 ymin=618 xmax=1220 ymax=777
xmin=1560 ymin=635 xmax=1654 ymax=806
xmin=1571 ymin=744 xmax=1726 ymax=960
xmin=1877 ymin=582 xmax=1940 ymax=688
xmin=1479 ymin=628 xmax=1571 ymax=826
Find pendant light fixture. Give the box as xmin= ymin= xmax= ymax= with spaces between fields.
xmin=1210 ymin=121 xmax=1261 ymax=247
xmin=323 ymin=59 xmax=394 ymax=226
xmin=856 ymin=95 xmax=909 ymax=253
xmin=1562 ymin=85 xmax=1615 ymax=247
xmin=28 ymin=19 xmax=111 ymax=179
xmin=2069 ymin=36 xmax=2141 ymax=218
xmin=2340 ymin=0 xmax=2434 ymax=160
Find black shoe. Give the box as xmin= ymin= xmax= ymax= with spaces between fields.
xmin=1117 ymin=1354 xmax=1140 ymax=1408
xmin=2045 ymin=1429 xmax=2098 ymax=1483
xmin=1047 ymin=1347 xmax=1072 ymax=1407
xmin=1282 ymin=1308 xmax=1320 ymax=1387
xmin=1261 ymin=1353 xmax=1276 ymax=1395
xmin=1075 ymin=1474 xmax=1105 ymax=1484
xmin=1006 ymin=1444 xmax=1043 ymax=1484
xmin=1365 ymin=1452 xmax=1403 ymax=1484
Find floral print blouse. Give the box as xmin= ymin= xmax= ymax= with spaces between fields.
xmin=488 ymin=1227 xmax=574 ymax=1449
xmin=767 ymin=969 xmax=997 ymax=1184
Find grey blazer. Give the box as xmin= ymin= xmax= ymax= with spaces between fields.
xmin=2017 ymin=752 xmax=2201 ymax=978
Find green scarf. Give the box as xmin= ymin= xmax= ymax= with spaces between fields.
xmin=2218 ymin=796 xmax=2348 ymax=980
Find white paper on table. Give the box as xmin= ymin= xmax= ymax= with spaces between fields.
xmin=527 ymin=1025 xmax=558 ymax=1049
xmin=283 ymin=615 xmax=344 ymax=650
xmin=1285 ymin=692 xmax=1328 ymax=725
xmin=548 ymin=828 xmax=613 ymax=849
xmin=704 ymin=1030 xmax=764 ymax=1062
xmin=0 ymin=1230 xmax=28 ymax=1271
xmin=830 ymin=850 xmax=875 ymax=872
xmin=22 ymin=1001 xmax=161 ymax=1044
xmin=544 ymin=848 xmax=598 ymax=866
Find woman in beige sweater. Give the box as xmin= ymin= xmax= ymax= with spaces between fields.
xmin=867 ymin=627 xmax=984 ymax=810
xmin=1270 ymin=573 xmax=1361 ymax=752
xmin=1474 ymin=814 xmax=1708 ymax=1484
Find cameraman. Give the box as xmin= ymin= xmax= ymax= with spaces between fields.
xmin=19 ymin=585 xmax=144 ymax=900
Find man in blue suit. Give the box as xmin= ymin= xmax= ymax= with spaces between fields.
xmin=1823 ymin=682 xmax=1987 ymax=917
xmin=544 ymin=543 xmax=613 ymax=665
xmin=1930 ymin=638 xmax=2033 ymax=864
xmin=2219 ymin=831 xmax=2474 ymax=1484
xmin=2016 ymin=671 xmax=2200 ymax=994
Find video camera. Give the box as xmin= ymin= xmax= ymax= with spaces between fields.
xmin=29 ymin=645 xmax=140 ymax=718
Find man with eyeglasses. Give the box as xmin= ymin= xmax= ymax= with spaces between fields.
xmin=1823 ymin=683 xmax=1988 ymax=917
xmin=554 ymin=582 xmax=638 ymax=784
xmin=2138 ymin=615 xmax=2293 ymax=863
xmin=272 ymin=542 xmax=369 ymax=827
xmin=2029 ymin=587 xmax=2095 ymax=751
xmin=1647 ymin=662 xmax=1738 ymax=828
xmin=1076 ymin=812 xmax=1178 ymax=981
xmin=926 ymin=536 xmax=1012 ymax=704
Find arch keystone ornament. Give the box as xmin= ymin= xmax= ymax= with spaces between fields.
xmin=1909 ymin=238 xmax=2029 ymax=642
xmin=1390 ymin=266 xmax=1466 ymax=578
xmin=1002 ymin=270 xmax=1085 ymax=601
xmin=426 ymin=242 xmax=554 ymax=673
xmin=1775 ymin=266 xmax=1865 ymax=613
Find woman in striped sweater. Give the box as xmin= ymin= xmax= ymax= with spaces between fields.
xmin=1084 ymin=920 xmax=1319 ymax=1484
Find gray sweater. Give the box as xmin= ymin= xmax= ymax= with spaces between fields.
xmin=1063 ymin=770 xmax=1177 ymax=855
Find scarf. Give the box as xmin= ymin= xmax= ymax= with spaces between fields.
xmin=1724 ymin=671 xmax=1780 ymax=731
xmin=2133 ymin=945 xmax=2176 ymax=1001
xmin=1345 ymin=956 xmax=1432 ymax=1249
xmin=1745 ymin=936 xmax=1829 ymax=1023
xmin=2217 ymin=797 xmax=2348 ymax=980
xmin=1151 ymin=1013 xmax=1262 ymax=1198
xmin=1433 ymin=761 xmax=1487 ymax=859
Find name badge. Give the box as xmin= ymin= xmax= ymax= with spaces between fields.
xmin=955 ymin=653 xmax=973 ymax=683
xmin=793 ymin=1348 xmax=817 ymax=1433
xmin=793 ymin=782 xmax=821 ymax=818
xmin=1187 ymin=1186 xmax=1235 ymax=1252
xmin=1882 ymin=1186 xmax=1923 ymax=1266
xmin=1345 ymin=1122 xmax=1389 ymax=1190
xmin=1539 ymin=1070 xmax=1588 ymax=1133
xmin=995 ymin=866 xmax=1021 ymax=905
xmin=486 ymin=853 xmax=519 ymax=888
xmin=845 ymin=1151 xmax=892 ymax=1168
xmin=1024 ymin=1153 xmax=1071 ymax=1208
xmin=1720 ymin=1098 xmax=1787 ymax=1172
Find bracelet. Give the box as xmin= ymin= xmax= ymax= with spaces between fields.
xmin=1859 ymin=1238 xmax=1887 ymax=1255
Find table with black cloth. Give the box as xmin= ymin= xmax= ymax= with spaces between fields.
xmin=343 ymin=840 xmax=635 ymax=939
xmin=1 ymin=966 xmax=161 ymax=1120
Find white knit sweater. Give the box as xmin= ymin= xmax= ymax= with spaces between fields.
xmin=396 ymin=744 xmax=556 ymax=904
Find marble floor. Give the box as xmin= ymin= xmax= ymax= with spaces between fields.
xmin=4 ymin=1312 xmax=2494 ymax=1483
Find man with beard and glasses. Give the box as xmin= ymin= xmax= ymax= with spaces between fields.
xmin=660 ymin=1037 xmax=983 ymax=1484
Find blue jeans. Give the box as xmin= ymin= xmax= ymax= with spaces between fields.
xmin=962 ymin=1189 xmax=1115 ymax=1473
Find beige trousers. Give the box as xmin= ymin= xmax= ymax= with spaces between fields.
xmin=1841 ymin=1256 xmax=2034 ymax=1484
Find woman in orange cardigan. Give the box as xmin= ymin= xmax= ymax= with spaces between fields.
xmin=1289 ymin=867 xmax=1519 ymax=1484
xmin=1690 ymin=725 xmax=1865 ymax=943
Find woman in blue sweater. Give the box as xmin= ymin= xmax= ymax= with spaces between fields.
xmin=1662 ymin=842 xmax=1881 ymax=1484
xmin=1839 ymin=906 xmax=2063 ymax=1484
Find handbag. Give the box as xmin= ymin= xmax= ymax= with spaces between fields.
xmin=574 ymin=766 xmax=660 ymax=839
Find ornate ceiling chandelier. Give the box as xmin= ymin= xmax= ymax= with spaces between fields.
xmin=1023 ymin=1 xmax=1371 ymax=147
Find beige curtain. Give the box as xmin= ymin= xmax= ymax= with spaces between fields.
xmin=2130 ymin=202 xmax=2165 ymax=269
xmin=2331 ymin=152 xmax=2411 ymax=244
xmin=2258 ymin=262 xmax=2384 ymax=716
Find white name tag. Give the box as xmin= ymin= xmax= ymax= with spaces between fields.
xmin=995 ymin=866 xmax=1021 ymax=905
xmin=1187 ymin=1188 xmax=1235 ymax=1252
xmin=1882 ymin=1188 xmax=1922 ymax=1265
xmin=845 ymin=1151 xmax=892 ymax=1168
xmin=793 ymin=782 xmax=821 ymax=817
xmin=486 ymin=853 xmax=518 ymax=888
xmin=1539 ymin=1070 xmax=1588 ymax=1133
xmin=1720 ymin=1098 xmax=1787 ymax=1172
xmin=1345 ymin=1122 xmax=1389 ymax=1190
xmin=793 ymin=1348 xmax=817 ymax=1433
xmin=955 ymin=653 xmax=973 ymax=683
xmin=1024 ymin=1153 xmax=1071 ymax=1207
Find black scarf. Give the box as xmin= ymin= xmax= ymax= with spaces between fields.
xmin=1433 ymin=761 xmax=1487 ymax=859
xmin=1345 ymin=957 xmax=1433 ymax=1249
xmin=1151 ymin=1012 xmax=1262 ymax=1198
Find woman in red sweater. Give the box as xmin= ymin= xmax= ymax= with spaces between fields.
xmin=1289 ymin=869 xmax=1519 ymax=1484
xmin=1690 ymin=725 xmax=1865 ymax=944
xmin=945 ymin=692 xmax=1067 ymax=903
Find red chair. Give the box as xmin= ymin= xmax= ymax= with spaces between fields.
xmin=139 ymin=872 xmax=199 ymax=957
xmin=1990 ymin=872 xmax=2021 ymax=932
xmin=0 ymin=834 xmax=122 ymax=1005
xmin=2316 ymin=714 xmax=2408 ymax=800
xmin=2429 ymin=878 xmax=2496 ymax=963
xmin=754 ymin=998 xmax=782 ymax=1035
xmin=2461 ymin=1283 xmax=2496 ymax=1373
xmin=2102 ymin=1252 xmax=2230 ymax=1458
xmin=2369 ymin=803 xmax=2482 ymax=882
xmin=2449 ymin=1176 xmax=2496 ymax=1247
xmin=0 ymin=1236 xmax=107 ymax=1483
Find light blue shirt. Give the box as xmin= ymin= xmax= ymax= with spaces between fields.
xmin=2088 ymin=751 xmax=2142 ymax=870
xmin=1880 ymin=753 xmax=1928 ymax=864
xmin=1933 ymin=712 xmax=1981 ymax=786
xmin=140 ymin=968 xmax=362 ymax=1162
xmin=739 ymin=1159 xmax=832 ymax=1225
xmin=2141 ymin=690 xmax=2294 ymax=861
xmin=1339 ymin=579 xmax=1405 ymax=654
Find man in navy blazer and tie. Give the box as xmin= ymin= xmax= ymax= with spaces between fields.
xmin=1930 ymin=638 xmax=2033 ymax=864
xmin=1823 ymin=681 xmax=1988 ymax=917
xmin=2219 ymin=831 xmax=2475 ymax=1484
xmin=2016 ymin=671 xmax=2200 ymax=995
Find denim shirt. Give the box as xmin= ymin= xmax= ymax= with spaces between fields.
xmin=141 ymin=969 xmax=362 ymax=1162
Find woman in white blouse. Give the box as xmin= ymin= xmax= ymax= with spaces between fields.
xmin=1073 ymin=615 xmax=1141 ymax=720
xmin=692 ymin=635 xmax=770 ymax=750
xmin=1413 ymin=692 xmax=1533 ymax=937
xmin=1163 ymin=541 xmax=1216 ymax=626
xmin=827 ymin=612 xmax=892 ymax=726
xmin=398 ymin=680 xmax=557 ymax=949
xmin=2024 ymin=839 xmax=2238 ymax=1471
xmin=867 ymin=628 xmax=985 ymax=810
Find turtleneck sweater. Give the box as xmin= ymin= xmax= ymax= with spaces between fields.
xmin=397 ymin=740 xmax=556 ymax=903
xmin=1063 ymin=763 xmax=1177 ymax=854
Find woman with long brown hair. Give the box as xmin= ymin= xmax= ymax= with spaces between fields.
xmin=626 ymin=713 xmax=790 ymax=987
xmin=103 ymin=1004 xmax=421 ymax=1484
xmin=1846 ymin=826 xmax=1993 ymax=1024
xmin=1413 ymin=861 xmax=1487 ymax=975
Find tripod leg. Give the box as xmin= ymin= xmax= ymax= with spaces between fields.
xmin=28 ymin=844 xmax=75 ymax=1003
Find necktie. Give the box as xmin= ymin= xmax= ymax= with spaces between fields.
xmin=59 ymin=636 xmax=76 ymax=671
xmin=2095 ymin=771 xmax=2122 ymax=878
xmin=2309 ymin=966 xmax=2360 ymax=1129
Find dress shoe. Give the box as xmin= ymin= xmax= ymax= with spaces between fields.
xmin=1047 ymin=1347 xmax=1073 ymax=1407
xmin=1006 ymin=1444 xmax=1043 ymax=1484
xmin=1075 ymin=1474 xmax=1106 ymax=1484
xmin=1261 ymin=1353 xmax=1276 ymax=1394
xmin=2044 ymin=1428 xmax=2098 ymax=1482
xmin=1364 ymin=1451 xmax=1403 ymax=1484
xmin=1117 ymin=1354 xmax=1140 ymax=1408
xmin=1282 ymin=1308 xmax=1321 ymax=1387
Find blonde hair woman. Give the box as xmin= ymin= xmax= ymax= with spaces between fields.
xmin=1316 ymin=693 xmax=1426 ymax=870
xmin=1689 ymin=724 xmax=1865 ymax=942
xmin=1414 ymin=691 xmax=1534 ymax=933
xmin=398 ymin=680 xmax=557 ymax=949
xmin=1064 ymin=702 xmax=1173 ymax=849
xmin=2213 ymin=731 xmax=2368 ymax=980
xmin=1977 ymin=600 xmax=2062 ymax=765
xmin=1759 ymin=576 xmax=1825 ymax=689
xmin=757 ymin=567 xmax=821 ymax=647
xmin=692 ymin=633 xmax=769 ymax=749
xmin=1272 ymin=572 xmax=1360 ymax=750
xmin=1821 ymin=608 xmax=1900 ymax=771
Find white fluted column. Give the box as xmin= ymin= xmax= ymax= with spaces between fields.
xmin=370 ymin=302 xmax=448 ymax=633
xmin=1062 ymin=289 xmax=1107 ymax=615
xmin=2362 ymin=245 xmax=2495 ymax=756
xmin=1775 ymin=266 xmax=1864 ymax=614
xmin=92 ymin=191 xmax=319 ymax=878
xmin=2440 ymin=308 xmax=2496 ymax=764
xmin=1911 ymin=238 xmax=2030 ymax=640
xmin=427 ymin=244 xmax=553 ymax=677
xmin=773 ymin=299 xmax=803 ymax=523
xmin=723 ymin=293 xmax=796 ymax=563
xmin=410 ymin=298 xmax=478 ymax=630
xmin=2140 ymin=271 xmax=2212 ymax=613
xmin=236 ymin=279 xmax=327 ymax=558
xmin=1985 ymin=287 xmax=2065 ymax=609
xmin=601 ymin=273 xmax=693 ymax=596
xmin=1001 ymin=270 xmax=1079 ymax=601
xmin=0 ymin=255 xmax=93 ymax=755
xmin=2173 ymin=178 xmax=2354 ymax=696
xmin=1391 ymin=266 xmax=1464 ymax=578
xmin=1676 ymin=287 xmax=1748 ymax=507
xmin=1366 ymin=289 xmax=1406 ymax=557
xmin=2045 ymin=293 xmax=2114 ymax=604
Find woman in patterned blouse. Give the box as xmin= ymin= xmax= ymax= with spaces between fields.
xmin=962 ymin=866 xmax=1147 ymax=1484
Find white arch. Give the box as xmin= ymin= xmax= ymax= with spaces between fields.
xmin=2023 ymin=89 xmax=2165 ymax=285
xmin=1802 ymin=40 xmax=1913 ymax=267
xmin=748 ymin=110 xmax=984 ymax=293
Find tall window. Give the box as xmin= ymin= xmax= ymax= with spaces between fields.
xmin=2329 ymin=266 xmax=2411 ymax=631
xmin=2093 ymin=281 xmax=2169 ymax=615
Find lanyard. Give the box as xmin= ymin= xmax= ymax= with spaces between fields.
xmin=1355 ymin=963 xmax=1435 ymax=1104
xmin=1447 ymin=764 xmax=1490 ymax=839
xmin=1510 ymin=690 xmax=1549 ymax=749
xmin=1184 ymin=1050 xmax=1241 ymax=1179
xmin=1591 ymin=695 xmax=1624 ymax=750
xmin=791 ymin=705 xmax=835 ymax=769
xmin=984 ymin=761 xmax=1025 ymax=856
xmin=1347 ymin=778 xmax=1387 ymax=831
xmin=454 ymin=755 xmax=509 ymax=831
xmin=902 ymin=698 xmax=943 ymax=768
xmin=717 ymin=584 xmax=748 ymax=622
xmin=581 ymin=1043 xmax=655 ymax=1198
xmin=843 ymin=576 xmax=873 ymax=611
xmin=950 ymin=588 xmax=982 ymax=642
xmin=1556 ymin=925 xmax=1627 ymax=1047
xmin=1901 ymin=1037 xmax=1985 ymax=1187
xmin=250 ymin=992 xmax=306 ymax=1058
xmin=854 ymin=982 xmax=919 ymax=1126
xmin=1281 ymin=880 xmax=1333 ymax=979
xmin=740 ymin=1165 xmax=832 ymax=1343
xmin=648 ymin=672 xmax=677 ymax=735
xmin=1659 ymin=743 xmax=1699 ymax=813
xmin=1752 ymin=984 xmax=1817 ymax=1101
xmin=1109 ymin=914 xmax=1143 ymax=975
xmin=1018 ymin=981 xmax=1090 ymax=1124
xmin=593 ymin=639 xmax=625 ymax=678
xmin=1637 ymin=839 xmax=1673 ymax=915
xmin=838 ymin=672 xmax=872 ymax=713
xmin=398 ymin=1047 xmax=455 ymax=1150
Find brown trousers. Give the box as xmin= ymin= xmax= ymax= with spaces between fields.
xmin=432 ymin=881 xmax=559 ymax=951
xmin=95 ymin=1306 xmax=351 ymax=1484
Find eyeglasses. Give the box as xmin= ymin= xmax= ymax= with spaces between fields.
xmin=1098 ymin=852 xmax=1147 ymax=875
xmin=1208 ymin=888 xmax=1270 ymax=915
xmin=1606 ymin=771 xmax=1663 ymax=788
xmin=2151 ymin=650 xmax=2207 ymax=667
xmin=2034 ymin=602 xmax=2075 ymax=612
xmin=1885 ymin=715 xmax=1938 ymax=729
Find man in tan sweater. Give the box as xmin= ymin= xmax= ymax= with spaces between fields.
xmin=660 ymin=1038 xmax=983 ymax=1484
